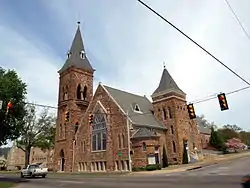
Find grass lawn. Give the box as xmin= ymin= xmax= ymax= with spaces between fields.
xmin=0 ymin=182 xmax=15 ymax=188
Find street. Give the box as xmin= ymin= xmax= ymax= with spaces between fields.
xmin=2 ymin=156 xmax=250 ymax=188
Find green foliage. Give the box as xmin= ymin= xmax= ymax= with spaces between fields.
xmin=209 ymin=126 xmax=224 ymax=150
xmin=132 ymin=166 xmax=146 ymax=171
xmin=16 ymin=104 xmax=56 ymax=166
xmin=0 ymin=67 xmax=27 ymax=145
xmin=182 ymin=141 xmax=189 ymax=164
xmin=145 ymin=164 xmax=161 ymax=171
xmin=162 ymin=146 xmax=169 ymax=168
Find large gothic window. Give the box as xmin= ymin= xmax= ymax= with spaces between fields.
xmin=91 ymin=110 xmax=107 ymax=151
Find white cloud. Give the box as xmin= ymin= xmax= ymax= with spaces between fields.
xmin=2 ymin=0 xmax=250 ymax=131
xmin=0 ymin=25 xmax=60 ymax=113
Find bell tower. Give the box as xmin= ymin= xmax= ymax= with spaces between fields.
xmin=54 ymin=22 xmax=95 ymax=172
xmin=152 ymin=65 xmax=200 ymax=164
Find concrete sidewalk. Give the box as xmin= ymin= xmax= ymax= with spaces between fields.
xmin=132 ymin=151 xmax=250 ymax=175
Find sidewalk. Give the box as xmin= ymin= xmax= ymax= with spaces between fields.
xmin=132 ymin=151 xmax=250 ymax=175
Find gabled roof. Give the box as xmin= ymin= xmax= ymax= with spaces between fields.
xmin=58 ymin=24 xmax=94 ymax=74
xmin=132 ymin=127 xmax=160 ymax=139
xmin=152 ymin=67 xmax=185 ymax=96
xmin=102 ymin=85 xmax=166 ymax=130
xmin=198 ymin=126 xmax=211 ymax=134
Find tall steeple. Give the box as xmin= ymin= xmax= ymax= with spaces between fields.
xmin=58 ymin=22 xmax=94 ymax=74
xmin=152 ymin=65 xmax=185 ymax=97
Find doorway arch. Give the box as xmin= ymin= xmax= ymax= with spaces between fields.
xmin=60 ymin=149 xmax=65 ymax=171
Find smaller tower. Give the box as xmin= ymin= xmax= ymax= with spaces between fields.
xmin=54 ymin=22 xmax=95 ymax=172
xmin=152 ymin=65 xmax=200 ymax=164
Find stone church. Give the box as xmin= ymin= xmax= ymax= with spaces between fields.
xmin=53 ymin=24 xmax=201 ymax=172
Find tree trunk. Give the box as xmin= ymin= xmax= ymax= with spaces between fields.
xmin=24 ymin=146 xmax=31 ymax=168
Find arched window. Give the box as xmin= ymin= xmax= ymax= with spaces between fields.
xmin=77 ymin=84 xmax=81 ymax=99
xmin=80 ymin=50 xmax=85 ymax=59
xmin=142 ymin=142 xmax=147 ymax=151
xmin=83 ymin=86 xmax=87 ymax=100
xmin=170 ymin=125 xmax=174 ymax=134
xmin=67 ymin=51 xmax=71 ymax=59
xmin=75 ymin=122 xmax=79 ymax=134
xmin=162 ymin=108 xmax=167 ymax=120
xmin=172 ymin=141 xmax=176 ymax=153
xmin=59 ymin=124 xmax=62 ymax=138
xmin=168 ymin=107 xmax=173 ymax=119
xmin=92 ymin=110 xmax=107 ymax=151
xmin=122 ymin=134 xmax=125 ymax=148
xmin=118 ymin=134 xmax=121 ymax=149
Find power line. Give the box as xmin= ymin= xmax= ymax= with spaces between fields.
xmin=137 ymin=0 xmax=250 ymax=86
xmin=19 ymin=84 xmax=250 ymax=118
xmin=193 ymin=85 xmax=250 ymax=104
xmin=224 ymin=0 xmax=250 ymax=41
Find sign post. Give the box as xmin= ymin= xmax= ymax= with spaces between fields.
xmin=0 ymin=100 xmax=2 ymax=110
xmin=118 ymin=151 xmax=122 ymax=173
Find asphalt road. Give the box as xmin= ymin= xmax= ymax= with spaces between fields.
xmin=2 ymin=156 xmax=250 ymax=188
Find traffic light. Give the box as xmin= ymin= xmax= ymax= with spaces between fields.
xmin=89 ymin=114 xmax=94 ymax=124
xmin=65 ymin=111 xmax=70 ymax=122
xmin=217 ymin=93 xmax=229 ymax=111
xmin=6 ymin=101 xmax=13 ymax=115
xmin=187 ymin=103 xmax=196 ymax=119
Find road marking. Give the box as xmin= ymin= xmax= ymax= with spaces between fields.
xmin=59 ymin=180 xmax=84 ymax=184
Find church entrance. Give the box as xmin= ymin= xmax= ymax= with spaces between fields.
xmin=60 ymin=149 xmax=65 ymax=171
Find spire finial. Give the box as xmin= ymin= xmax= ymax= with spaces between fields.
xmin=77 ymin=21 xmax=80 ymax=26
xmin=163 ymin=62 xmax=166 ymax=69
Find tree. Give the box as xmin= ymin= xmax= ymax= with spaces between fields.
xmin=0 ymin=67 xmax=27 ymax=145
xmin=16 ymin=104 xmax=56 ymax=167
xmin=209 ymin=126 xmax=224 ymax=150
xmin=182 ymin=140 xmax=189 ymax=164
xmin=217 ymin=127 xmax=239 ymax=141
xmin=196 ymin=115 xmax=217 ymax=129
xmin=239 ymin=131 xmax=250 ymax=145
xmin=162 ymin=146 xmax=169 ymax=168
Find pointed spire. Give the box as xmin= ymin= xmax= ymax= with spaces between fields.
xmin=70 ymin=21 xmax=85 ymax=53
xmin=152 ymin=65 xmax=185 ymax=96
xmin=58 ymin=22 xmax=94 ymax=74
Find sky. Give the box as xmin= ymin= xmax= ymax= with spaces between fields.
xmin=1 ymin=0 xmax=250 ymax=141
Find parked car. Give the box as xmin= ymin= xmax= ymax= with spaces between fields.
xmin=21 ymin=164 xmax=48 ymax=178
xmin=242 ymin=174 xmax=250 ymax=188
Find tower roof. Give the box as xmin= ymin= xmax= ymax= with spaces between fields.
xmin=152 ymin=66 xmax=185 ymax=96
xmin=58 ymin=23 xmax=94 ymax=74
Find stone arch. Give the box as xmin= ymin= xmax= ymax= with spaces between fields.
xmin=83 ymin=85 xmax=87 ymax=100
xmin=59 ymin=149 xmax=65 ymax=171
xmin=76 ymin=84 xmax=81 ymax=99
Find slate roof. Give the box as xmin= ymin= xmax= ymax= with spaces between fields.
xmin=58 ymin=25 xmax=94 ymax=74
xmin=198 ymin=126 xmax=211 ymax=134
xmin=152 ymin=67 xmax=185 ymax=96
xmin=132 ymin=127 xmax=160 ymax=139
xmin=103 ymin=85 xmax=166 ymax=130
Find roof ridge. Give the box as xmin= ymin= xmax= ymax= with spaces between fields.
xmin=103 ymin=85 xmax=149 ymax=99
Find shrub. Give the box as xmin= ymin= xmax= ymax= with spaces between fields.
xmin=146 ymin=164 xmax=161 ymax=171
xmin=132 ymin=167 xmax=146 ymax=171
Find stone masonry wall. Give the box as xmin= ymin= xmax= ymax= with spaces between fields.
xmin=54 ymin=67 xmax=94 ymax=172
xmin=75 ymin=84 xmax=130 ymax=172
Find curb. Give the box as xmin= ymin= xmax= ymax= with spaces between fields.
xmin=186 ymin=166 xmax=202 ymax=171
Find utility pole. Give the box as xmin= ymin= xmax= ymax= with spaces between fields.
xmin=126 ymin=111 xmax=132 ymax=172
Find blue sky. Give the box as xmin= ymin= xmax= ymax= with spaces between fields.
xmin=1 ymin=0 xmax=250 ymax=133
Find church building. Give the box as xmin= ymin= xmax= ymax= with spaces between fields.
xmin=53 ymin=23 xmax=201 ymax=172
